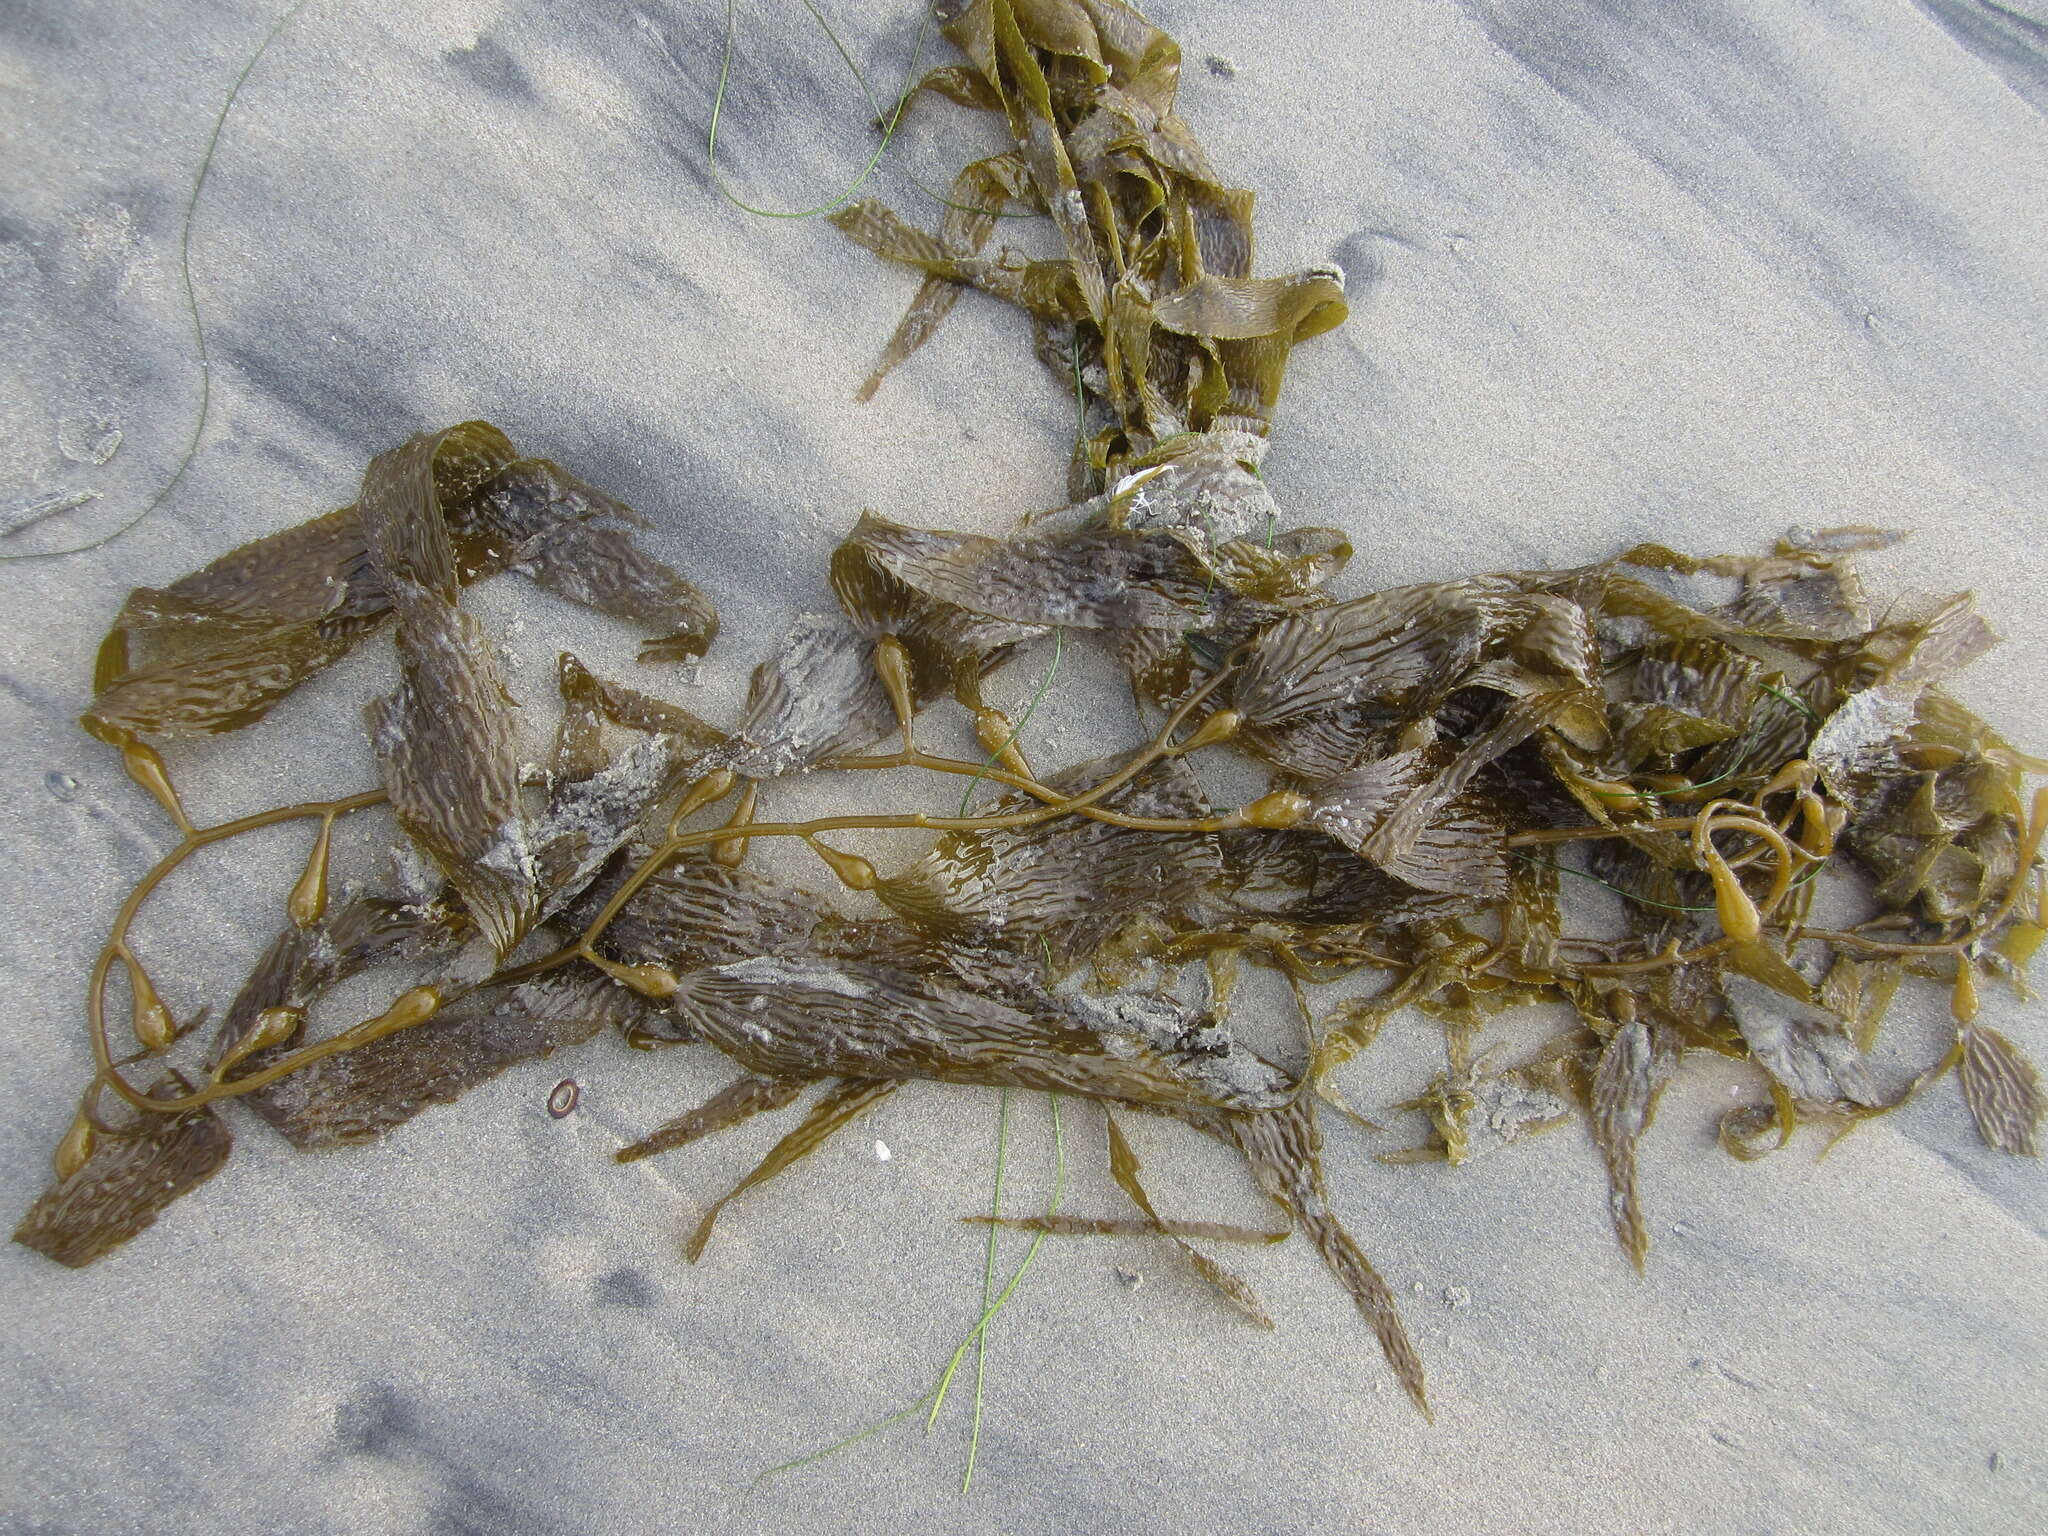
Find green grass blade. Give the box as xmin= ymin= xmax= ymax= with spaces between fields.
xmin=707 ymin=0 xmax=929 ymax=220
xmin=746 ymin=1092 xmax=1068 ymax=1498
xmin=3 ymin=0 xmax=311 ymax=563
xmin=957 ymin=627 xmax=1065 ymax=815
xmin=956 ymin=1088 xmax=1014 ymax=1491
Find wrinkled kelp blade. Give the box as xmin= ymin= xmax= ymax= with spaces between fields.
xmin=1590 ymin=1020 xmax=1667 ymax=1272
xmin=530 ymin=732 xmax=708 ymax=916
xmin=812 ymin=913 xmax=1051 ymax=1002
xmin=357 ymin=427 xmax=537 ymax=958
xmin=879 ymin=755 xmax=1219 ymax=960
xmin=1232 ymin=580 xmax=1583 ymax=755
xmin=845 ymin=151 xmax=1037 ymax=402
xmin=1722 ymin=974 xmax=1882 ymax=1109
xmin=514 ymin=517 xmax=719 ymax=664
xmin=849 ymin=515 xmax=1219 ymax=631
xmin=86 ymin=621 xmax=361 ymax=743
xmin=1216 ymin=827 xmax=1486 ymax=929
xmin=13 ymin=1074 xmax=232 ymax=1268
xmin=832 ymin=513 xmax=1046 ymax=707
xmin=1231 ymin=1097 xmax=1430 ymax=1416
xmin=552 ymin=652 xmax=612 ymax=785
xmin=575 ymin=852 xmax=831 ymax=978
xmin=1959 ymin=1024 xmax=2042 ymax=1156
xmin=86 ymin=423 xmax=715 ymax=738
xmin=664 ymin=954 xmax=1289 ymax=1110
xmin=563 ymin=652 xmax=728 ymax=747
xmin=705 ymin=615 xmax=898 ymax=778
xmin=243 ymin=971 xmax=640 ymax=1150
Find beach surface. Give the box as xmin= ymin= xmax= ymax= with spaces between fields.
xmin=3 ymin=2 xmax=2046 ymax=1532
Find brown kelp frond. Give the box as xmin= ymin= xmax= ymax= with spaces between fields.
xmin=840 ymin=514 xmax=1223 ymax=631
xmin=18 ymin=0 xmax=2046 ymax=1447
xmin=1959 ymin=1023 xmax=2043 ymax=1156
xmin=1721 ymin=974 xmax=1883 ymax=1111
xmin=616 ymin=1074 xmax=809 ymax=1165
xmin=1103 ymin=1109 xmax=1274 ymax=1327
xmin=833 ymin=515 xmax=1048 ymax=709
xmin=357 ymin=427 xmax=538 ymax=962
xmin=242 ymin=970 xmax=645 ymax=1151
xmin=686 ymin=1078 xmax=899 ymax=1262
xmin=1588 ymin=1018 xmax=1678 ymax=1273
xmin=657 ymin=954 xmax=1288 ymax=1112
xmin=558 ymin=651 xmax=729 ymax=748
xmin=574 ymin=850 xmax=832 ymax=976
xmin=706 ymin=614 xmax=899 ymax=778
xmin=205 ymin=894 xmax=468 ymax=1080
xmin=86 ymin=423 xmax=712 ymax=740
xmin=529 ymin=733 xmax=712 ymax=917
xmin=1232 ymin=1096 xmax=1430 ymax=1416
xmin=851 ymin=150 xmax=1039 ymax=402
xmin=14 ymin=1073 xmax=232 ymax=1268
xmin=877 ymin=754 xmax=1220 ymax=961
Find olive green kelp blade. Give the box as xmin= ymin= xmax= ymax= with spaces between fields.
xmin=1225 ymin=1096 xmax=1431 ymax=1417
xmin=661 ymin=954 xmax=1289 ymax=1111
xmin=833 ymin=0 xmax=1348 ymax=479
xmin=878 ymin=754 xmax=1220 ymax=962
xmin=696 ymin=615 xmax=900 ymax=779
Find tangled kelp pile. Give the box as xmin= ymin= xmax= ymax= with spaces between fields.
xmin=15 ymin=0 xmax=2045 ymax=1426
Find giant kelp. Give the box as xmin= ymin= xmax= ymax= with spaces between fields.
xmin=15 ymin=0 xmax=2045 ymax=1433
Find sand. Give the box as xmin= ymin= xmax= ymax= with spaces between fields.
xmin=3 ymin=1 xmax=2045 ymax=1531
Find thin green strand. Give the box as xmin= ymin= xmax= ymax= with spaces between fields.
xmin=928 ymin=1093 xmax=1065 ymax=1452
xmin=1 ymin=0 xmax=310 ymax=563
xmin=962 ymin=1086 xmax=1014 ymax=1493
xmin=746 ymin=1092 xmax=1067 ymax=1498
xmin=1514 ymin=849 xmax=1827 ymax=914
xmin=707 ymin=0 xmax=929 ymax=219
xmin=957 ymin=627 xmax=1066 ymax=815
xmin=1756 ymin=680 xmax=1822 ymax=724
